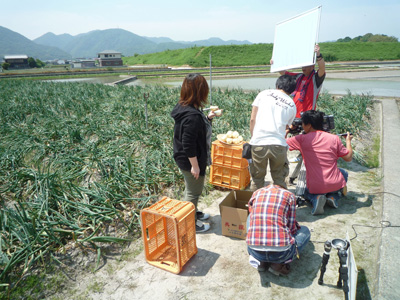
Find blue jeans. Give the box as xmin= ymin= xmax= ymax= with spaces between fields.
xmin=304 ymin=168 xmax=348 ymax=207
xmin=246 ymin=216 xmax=311 ymax=264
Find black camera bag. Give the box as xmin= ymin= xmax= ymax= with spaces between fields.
xmin=242 ymin=143 xmax=252 ymax=159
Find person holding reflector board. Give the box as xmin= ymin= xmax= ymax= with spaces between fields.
xmin=271 ymin=44 xmax=326 ymax=118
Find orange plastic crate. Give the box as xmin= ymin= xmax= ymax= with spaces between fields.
xmin=140 ymin=197 xmax=197 ymax=274
xmin=209 ymin=164 xmax=250 ymax=190
xmin=211 ymin=140 xmax=249 ymax=169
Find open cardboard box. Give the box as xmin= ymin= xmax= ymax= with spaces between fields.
xmin=219 ymin=190 xmax=253 ymax=239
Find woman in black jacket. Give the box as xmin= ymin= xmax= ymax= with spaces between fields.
xmin=171 ymin=73 xmax=220 ymax=232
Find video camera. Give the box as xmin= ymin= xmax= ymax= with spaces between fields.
xmin=289 ymin=114 xmax=335 ymax=134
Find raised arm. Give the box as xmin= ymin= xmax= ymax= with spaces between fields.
xmin=341 ymin=133 xmax=353 ymax=162
xmin=315 ymin=44 xmax=326 ymax=77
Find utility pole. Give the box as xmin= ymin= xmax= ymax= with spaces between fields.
xmin=209 ymin=53 xmax=212 ymax=105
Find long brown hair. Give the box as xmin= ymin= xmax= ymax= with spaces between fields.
xmin=179 ymin=73 xmax=209 ymax=109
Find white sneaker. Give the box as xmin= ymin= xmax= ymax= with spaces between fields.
xmin=196 ymin=220 xmax=210 ymax=233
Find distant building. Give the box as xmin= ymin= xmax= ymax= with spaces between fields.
xmin=4 ymin=55 xmax=29 ymax=69
xmin=71 ymin=59 xmax=96 ymax=69
xmin=97 ymin=50 xmax=123 ymax=67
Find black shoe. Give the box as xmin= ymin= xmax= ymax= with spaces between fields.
xmin=196 ymin=220 xmax=210 ymax=233
xmin=289 ymin=178 xmax=296 ymax=185
xmin=196 ymin=211 xmax=210 ymax=221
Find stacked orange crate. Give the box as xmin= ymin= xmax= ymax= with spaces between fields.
xmin=209 ymin=140 xmax=250 ymax=190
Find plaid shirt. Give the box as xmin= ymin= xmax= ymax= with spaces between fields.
xmin=246 ymin=185 xmax=299 ymax=248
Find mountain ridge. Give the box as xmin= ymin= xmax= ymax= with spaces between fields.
xmin=1 ymin=26 xmax=252 ymax=61
xmin=0 ymin=26 xmax=72 ymax=60
xmin=34 ymin=29 xmax=252 ymax=58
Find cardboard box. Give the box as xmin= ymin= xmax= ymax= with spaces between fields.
xmin=219 ymin=190 xmax=253 ymax=239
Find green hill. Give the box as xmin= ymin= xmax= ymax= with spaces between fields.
xmin=33 ymin=29 xmax=252 ymax=59
xmin=34 ymin=32 xmax=75 ymax=49
xmin=0 ymin=26 xmax=71 ymax=60
xmin=63 ymin=29 xmax=157 ymax=58
xmin=123 ymin=42 xmax=400 ymax=67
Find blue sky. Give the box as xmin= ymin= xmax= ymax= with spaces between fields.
xmin=2 ymin=0 xmax=399 ymax=43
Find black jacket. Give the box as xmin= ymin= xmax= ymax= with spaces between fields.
xmin=171 ymin=103 xmax=209 ymax=176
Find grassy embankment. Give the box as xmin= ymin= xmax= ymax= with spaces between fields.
xmin=2 ymin=42 xmax=399 ymax=82
xmin=123 ymin=42 xmax=400 ymax=67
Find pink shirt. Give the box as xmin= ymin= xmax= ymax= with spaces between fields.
xmin=287 ymin=131 xmax=349 ymax=194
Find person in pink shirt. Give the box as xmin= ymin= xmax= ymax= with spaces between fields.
xmin=286 ymin=110 xmax=353 ymax=215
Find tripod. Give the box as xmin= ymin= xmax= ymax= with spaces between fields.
xmin=318 ymin=239 xmax=350 ymax=300
xmin=318 ymin=240 xmax=332 ymax=285
xmin=337 ymin=249 xmax=350 ymax=300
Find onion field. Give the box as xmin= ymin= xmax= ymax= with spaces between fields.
xmin=0 ymin=79 xmax=372 ymax=287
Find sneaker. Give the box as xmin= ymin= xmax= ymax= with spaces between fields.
xmin=249 ymin=255 xmax=267 ymax=272
xmin=196 ymin=220 xmax=210 ymax=233
xmin=327 ymin=196 xmax=339 ymax=208
xmin=197 ymin=211 xmax=210 ymax=221
xmin=311 ymin=195 xmax=326 ymax=215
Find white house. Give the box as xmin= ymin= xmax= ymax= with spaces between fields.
xmin=97 ymin=50 xmax=123 ymax=67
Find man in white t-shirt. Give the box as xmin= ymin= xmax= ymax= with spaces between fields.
xmin=249 ymin=75 xmax=297 ymax=189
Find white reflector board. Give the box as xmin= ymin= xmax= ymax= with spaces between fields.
xmin=270 ymin=6 xmax=321 ymax=73
xmin=347 ymin=233 xmax=358 ymax=300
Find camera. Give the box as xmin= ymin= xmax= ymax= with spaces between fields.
xmin=289 ymin=114 xmax=335 ymax=134
xmin=337 ymin=133 xmax=353 ymax=138
xmin=288 ymin=118 xmax=303 ymax=134
xmin=322 ymin=115 xmax=335 ymax=132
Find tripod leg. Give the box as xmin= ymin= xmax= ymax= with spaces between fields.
xmin=337 ymin=249 xmax=349 ymax=300
xmin=337 ymin=267 xmax=342 ymax=288
xmin=318 ymin=241 xmax=332 ymax=285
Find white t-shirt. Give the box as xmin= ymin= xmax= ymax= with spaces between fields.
xmin=250 ymin=89 xmax=296 ymax=147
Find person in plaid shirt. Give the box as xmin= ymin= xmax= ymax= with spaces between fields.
xmin=246 ymin=184 xmax=310 ymax=275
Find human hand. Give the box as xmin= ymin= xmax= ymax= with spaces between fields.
xmin=191 ymin=166 xmax=200 ymax=179
xmin=345 ymin=132 xmax=353 ymax=142
xmin=270 ymin=59 xmax=274 ymax=65
xmin=208 ymin=109 xmax=223 ymax=119
xmin=285 ymin=128 xmax=290 ymax=138
xmin=314 ymin=44 xmax=320 ymax=55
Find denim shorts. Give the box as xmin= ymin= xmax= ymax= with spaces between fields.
xmin=247 ymin=243 xmax=296 ymax=264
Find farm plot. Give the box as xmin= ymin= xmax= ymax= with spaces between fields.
xmin=0 ymin=80 xmax=373 ymax=295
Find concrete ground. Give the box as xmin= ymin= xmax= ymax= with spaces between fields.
xmin=376 ymin=99 xmax=400 ymax=300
